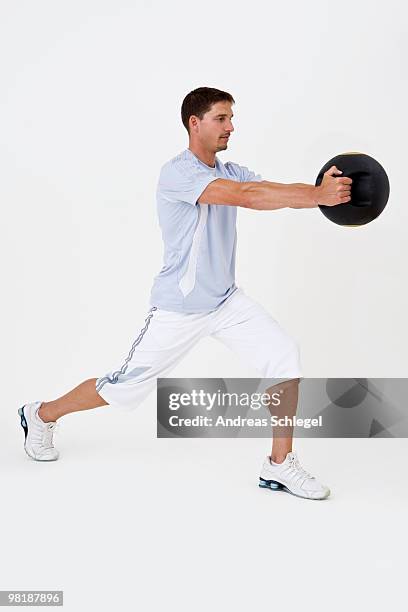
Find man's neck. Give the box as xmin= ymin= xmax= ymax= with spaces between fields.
xmin=188 ymin=143 xmax=216 ymax=168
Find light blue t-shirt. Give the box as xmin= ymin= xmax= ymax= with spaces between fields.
xmin=149 ymin=149 xmax=262 ymax=313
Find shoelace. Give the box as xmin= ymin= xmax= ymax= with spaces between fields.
xmin=41 ymin=422 xmax=58 ymax=450
xmin=287 ymin=454 xmax=315 ymax=486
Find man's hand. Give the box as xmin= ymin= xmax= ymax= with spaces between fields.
xmin=315 ymin=166 xmax=353 ymax=207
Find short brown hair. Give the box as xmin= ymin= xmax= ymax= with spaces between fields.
xmin=181 ymin=87 xmax=235 ymax=133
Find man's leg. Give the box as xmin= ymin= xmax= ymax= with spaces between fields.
xmin=266 ymin=378 xmax=299 ymax=463
xmin=209 ymin=290 xmax=302 ymax=458
xmin=38 ymin=304 xmax=205 ymax=424
xmin=38 ymin=378 xmax=108 ymax=423
xmin=19 ymin=380 xmax=109 ymax=461
xmin=20 ymin=304 xmax=212 ymax=461
xmin=209 ymin=289 xmax=330 ymax=499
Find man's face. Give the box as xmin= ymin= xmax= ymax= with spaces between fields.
xmin=190 ymin=101 xmax=234 ymax=152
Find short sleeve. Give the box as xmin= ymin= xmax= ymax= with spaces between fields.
xmin=224 ymin=161 xmax=263 ymax=183
xmin=158 ymin=157 xmax=219 ymax=207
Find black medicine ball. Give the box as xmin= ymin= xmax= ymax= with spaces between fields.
xmin=315 ymin=152 xmax=390 ymax=226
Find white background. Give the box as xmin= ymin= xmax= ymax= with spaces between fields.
xmin=1 ymin=1 xmax=407 ymax=610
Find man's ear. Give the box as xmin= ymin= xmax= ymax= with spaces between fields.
xmin=189 ymin=115 xmax=199 ymax=132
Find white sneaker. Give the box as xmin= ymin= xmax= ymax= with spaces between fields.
xmin=18 ymin=401 xmax=60 ymax=461
xmin=259 ymin=451 xmax=330 ymax=500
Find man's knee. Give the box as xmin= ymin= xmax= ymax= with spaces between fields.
xmin=277 ymin=334 xmax=301 ymax=372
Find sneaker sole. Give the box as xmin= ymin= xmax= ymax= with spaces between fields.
xmin=18 ymin=406 xmax=59 ymax=462
xmin=259 ymin=477 xmax=329 ymax=500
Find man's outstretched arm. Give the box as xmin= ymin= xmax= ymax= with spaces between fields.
xmin=198 ymin=165 xmax=352 ymax=210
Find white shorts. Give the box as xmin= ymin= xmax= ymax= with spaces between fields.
xmin=95 ymin=288 xmax=302 ymax=411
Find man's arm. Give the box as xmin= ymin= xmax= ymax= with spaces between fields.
xmin=198 ymin=166 xmax=352 ymax=210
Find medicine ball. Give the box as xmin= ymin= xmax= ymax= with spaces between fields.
xmin=315 ymin=152 xmax=390 ymax=226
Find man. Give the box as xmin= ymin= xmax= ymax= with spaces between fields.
xmin=18 ymin=87 xmax=352 ymax=500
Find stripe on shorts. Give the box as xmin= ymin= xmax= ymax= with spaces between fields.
xmin=96 ymin=306 xmax=157 ymax=393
